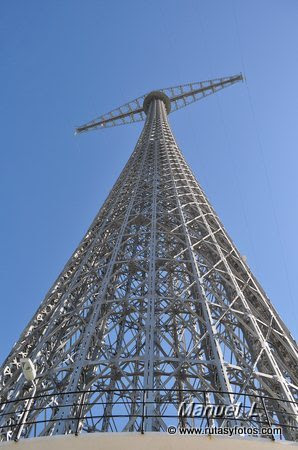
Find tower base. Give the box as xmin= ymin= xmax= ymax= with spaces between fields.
xmin=0 ymin=433 xmax=297 ymax=450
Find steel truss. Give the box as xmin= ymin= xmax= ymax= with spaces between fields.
xmin=0 ymin=77 xmax=298 ymax=441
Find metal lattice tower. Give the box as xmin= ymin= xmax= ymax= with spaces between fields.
xmin=1 ymin=74 xmax=298 ymax=441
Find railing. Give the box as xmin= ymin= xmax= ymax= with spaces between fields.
xmin=0 ymin=388 xmax=297 ymax=441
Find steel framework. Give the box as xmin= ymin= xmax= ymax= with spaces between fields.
xmin=0 ymin=74 xmax=298 ymax=441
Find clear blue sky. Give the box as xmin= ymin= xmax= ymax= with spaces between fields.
xmin=1 ymin=0 xmax=298 ymax=364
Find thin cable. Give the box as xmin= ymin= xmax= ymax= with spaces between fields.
xmin=74 ymin=135 xmax=82 ymax=154
xmin=196 ymin=5 xmax=258 ymax=270
xmin=232 ymin=0 xmax=295 ymax=309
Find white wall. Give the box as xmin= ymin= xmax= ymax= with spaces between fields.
xmin=0 ymin=433 xmax=297 ymax=450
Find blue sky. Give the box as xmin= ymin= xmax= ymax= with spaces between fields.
xmin=1 ymin=0 xmax=298 ymax=363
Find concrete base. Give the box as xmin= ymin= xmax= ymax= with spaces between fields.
xmin=0 ymin=433 xmax=297 ymax=450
